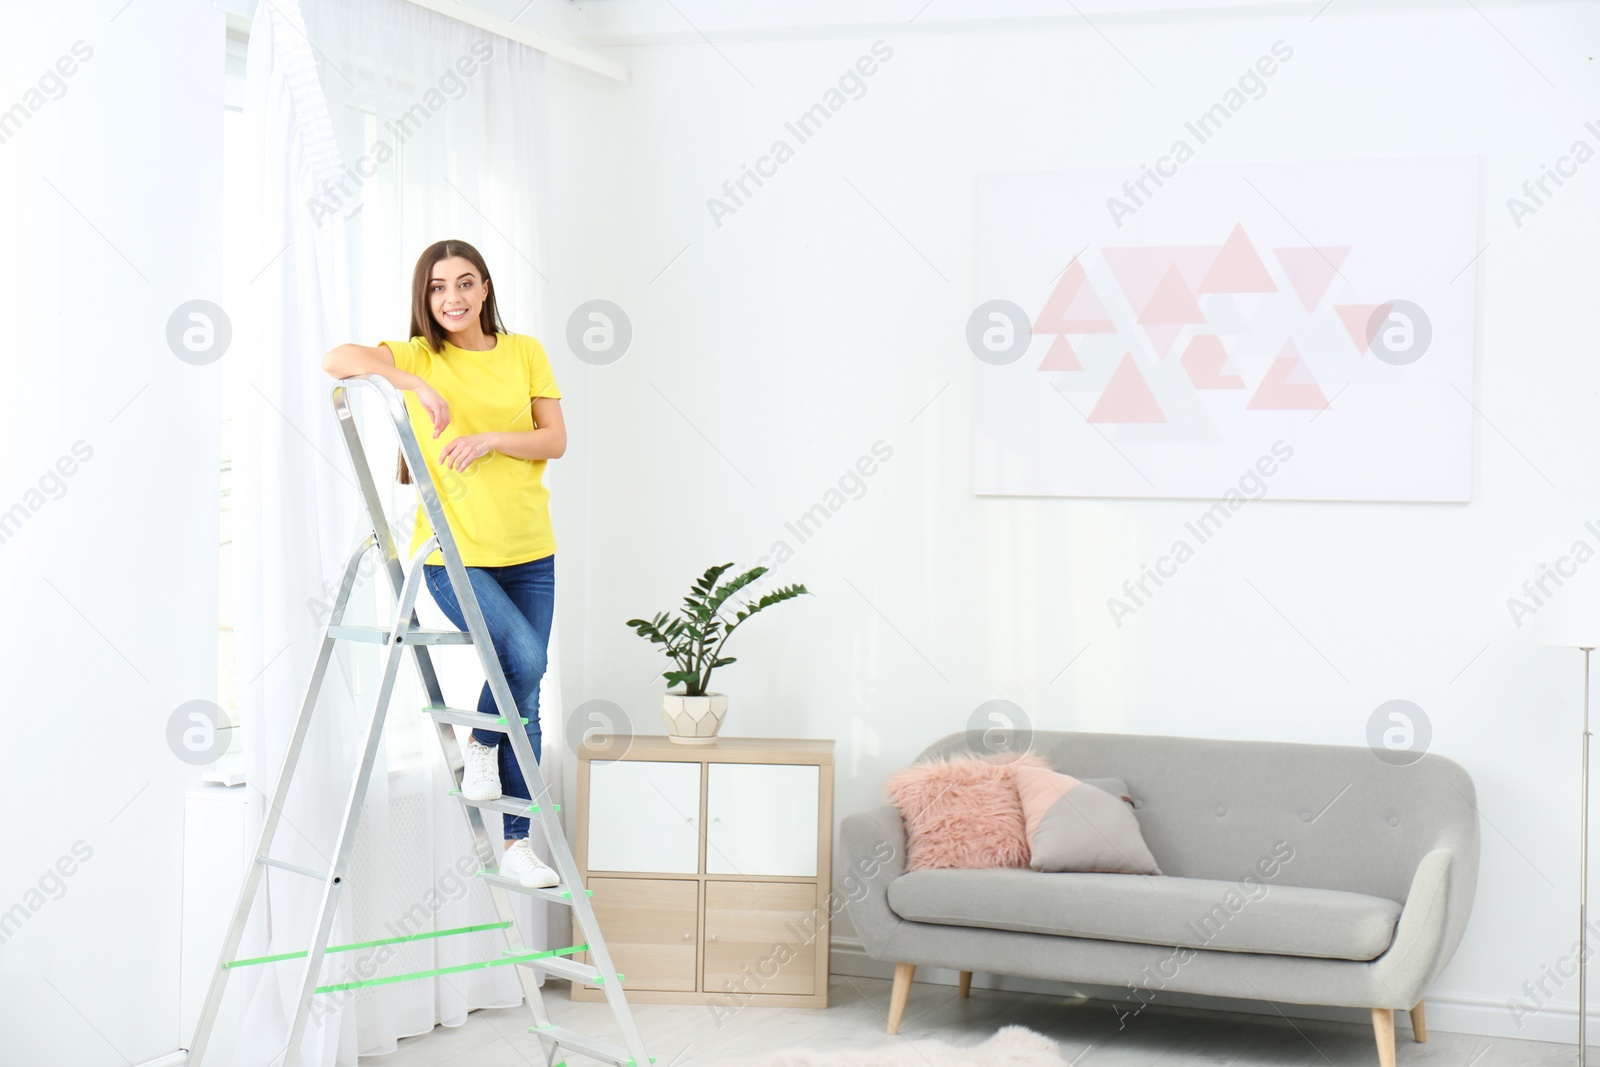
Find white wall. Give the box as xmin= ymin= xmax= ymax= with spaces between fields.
xmin=542 ymin=0 xmax=1600 ymax=1043
xmin=0 ymin=4 xmax=224 ymax=1063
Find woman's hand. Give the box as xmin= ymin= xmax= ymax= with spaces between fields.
xmin=438 ymin=432 xmax=497 ymax=472
xmin=411 ymin=380 xmax=451 ymax=438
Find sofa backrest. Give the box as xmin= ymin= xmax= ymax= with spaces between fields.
xmin=915 ymin=730 xmax=1478 ymax=904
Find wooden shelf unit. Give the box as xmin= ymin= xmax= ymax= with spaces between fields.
xmin=573 ymin=735 xmax=835 ymax=1008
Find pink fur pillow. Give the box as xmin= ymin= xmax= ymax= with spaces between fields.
xmin=885 ymin=753 xmax=1047 ymax=870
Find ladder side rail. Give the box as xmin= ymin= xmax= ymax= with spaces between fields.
xmin=537 ymin=799 xmax=653 ymax=1062
xmin=414 ymin=664 xmax=563 ymax=1043
xmin=187 ymin=535 xmax=377 ymax=1065
xmin=332 ymin=381 xmax=452 ymax=705
xmin=333 ymin=377 xmax=529 ymax=893
xmin=336 ymin=376 xmax=563 ymax=850
xmin=421 ymin=450 xmax=653 ymax=1064
xmin=337 ymin=378 xmax=562 ymax=1055
xmin=279 ymin=540 xmax=435 ymax=1065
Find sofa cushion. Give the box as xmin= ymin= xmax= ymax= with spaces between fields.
xmin=885 ymin=868 xmax=1402 ymax=961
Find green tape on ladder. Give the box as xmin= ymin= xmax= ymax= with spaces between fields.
xmin=421 ymin=707 xmax=528 ymax=726
xmin=558 ymin=889 xmax=594 ymax=899
xmin=313 ymin=943 xmax=588 ymax=994
xmin=511 ymin=944 xmax=587 ymax=958
xmin=223 ymin=921 xmax=513 ymax=969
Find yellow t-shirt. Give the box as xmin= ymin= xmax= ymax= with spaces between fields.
xmin=381 ymin=332 xmax=562 ymax=568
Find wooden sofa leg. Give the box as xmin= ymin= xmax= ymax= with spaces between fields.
xmin=887 ymin=963 xmax=916 ymax=1035
xmin=1409 ymin=999 xmax=1427 ymax=1042
xmin=958 ymin=971 xmax=972 ymax=998
xmin=1371 ymin=1008 xmax=1396 ymax=1067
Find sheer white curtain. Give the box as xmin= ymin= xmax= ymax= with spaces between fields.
xmin=228 ymin=1 xmax=560 ymax=1063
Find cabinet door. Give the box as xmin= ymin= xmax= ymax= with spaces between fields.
xmin=582 ymin=878 xmax=699 ymax=992
xmin=587 ymin=760 xmax=701 ymax=873
xmin=705 ymin=763 xmax=818 ymax=876
xmin=703 ymin=881 xmax=818 ymax=996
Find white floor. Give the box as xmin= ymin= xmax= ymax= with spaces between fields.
xmin=356 ymin=975 xmax=1584 ymax=1066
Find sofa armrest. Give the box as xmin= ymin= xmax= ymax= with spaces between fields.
xmin=1373 ymin=833 xmax=1480 ymax=1006
xmin=839 ymin=804 xmax=909 ymax=961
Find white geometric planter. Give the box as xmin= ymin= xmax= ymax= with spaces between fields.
xmin=661 ymin=691 xmax=728 ymax=745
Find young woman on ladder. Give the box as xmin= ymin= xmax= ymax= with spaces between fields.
xmin=322 ymin=238 xmax=563 ymax=888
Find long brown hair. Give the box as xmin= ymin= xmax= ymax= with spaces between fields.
xmin=396 ymin=239 xmax=507 ymax=484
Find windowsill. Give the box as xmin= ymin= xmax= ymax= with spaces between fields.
xmin=202 ymin=748 xmax=248 ymax=787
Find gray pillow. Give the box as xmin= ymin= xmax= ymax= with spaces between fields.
xmin=1015 ymin=767 xmax=1162 ymax=875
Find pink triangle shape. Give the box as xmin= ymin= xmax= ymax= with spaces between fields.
xmin=1034 ymin=261 xmax=1117 ymax=333
xmin=1180 ymin=335 xmax=1245 ymax=390
xmin=1274 ymin=246 xmax=1351 ymax=312
xmin=1138 ymin=263 xmax=1207 ymax=324
xmin=1246 ymin=343 xmax=1328 ymax=410
xmin=1334 ymin=303 xmax=1393 ymax=355
xmin=1197 ymin=224 xmax=1278 ymax=294
xmin=1036 ymin=334 xmax=1083 ymax=371
xmin=1089 ymin=353 xmax=1167 ymax=423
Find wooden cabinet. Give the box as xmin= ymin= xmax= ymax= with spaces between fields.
xmin=576 ymin=736 xmax=834 ymax=1008
xmin=703 ymin=881 xmax=818 ymax=996
xmin=582 ymin=878 xmax=699 ymax=992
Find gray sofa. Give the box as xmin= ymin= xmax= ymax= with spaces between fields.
xmin=841 ymin=730 xmax=1479 ymax=1067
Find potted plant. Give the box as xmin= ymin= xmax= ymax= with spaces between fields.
xmin=627 ymin=563 xmax=809 ymax=744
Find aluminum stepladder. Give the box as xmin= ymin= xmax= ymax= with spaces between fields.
xmin=187 ymin=374 xmax=652 ymax=1067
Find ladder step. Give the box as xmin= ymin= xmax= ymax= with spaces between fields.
xmin=450 ymin=791 xmax=561 ymax=817
xmin=529 ymin=1024 xmax=654 ymax=1066
xmin=477 ymin=868 xmax=593 ymax=906
xmin=513 ymin=952 xmax=605 ymax=986
xmin=257 ymin=855 xmax=331 ymax=881
xmin=328 ymin=624 xmax=472 ymax=645
xmin=424 ymin=706 xmax=529 ymax=732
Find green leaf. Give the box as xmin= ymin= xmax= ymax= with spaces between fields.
xmin=696 ymin=563 xmax=733 ymax=593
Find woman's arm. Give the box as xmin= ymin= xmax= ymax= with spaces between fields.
xmin=321 ymin=342 xmax=449 ymax=437
xmin=438 ymin=397 xmax=566 ymax=471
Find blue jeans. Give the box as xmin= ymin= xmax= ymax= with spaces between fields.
xmin=423 ymin=554 xmax=554 ymax=840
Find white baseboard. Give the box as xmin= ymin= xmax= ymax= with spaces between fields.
xmin=829 ymin=937 xmax=1579 ymax=1046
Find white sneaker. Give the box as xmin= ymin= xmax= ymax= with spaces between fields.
xmin=501 ymin=838 xmax=560 ymax=888
xmin=462 ymin=736 xmax=502 ymax=801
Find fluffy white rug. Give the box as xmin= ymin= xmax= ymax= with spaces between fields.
xmin=704 ymin=1025 xmax=1070 ymax=1066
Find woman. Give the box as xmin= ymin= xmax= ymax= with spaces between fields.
xmin=322 ymin=238 xmax=564 ymax=889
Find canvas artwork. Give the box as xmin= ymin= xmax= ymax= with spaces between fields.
xmin=972 ymin=156 xmax=1480 ymax=502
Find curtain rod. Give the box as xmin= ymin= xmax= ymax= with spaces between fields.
xmin=395 ymin=0 xmax=628 ymax=81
